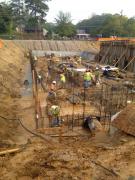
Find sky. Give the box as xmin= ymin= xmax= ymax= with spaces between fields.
xmin=46 ymin=0 xmax=135 ymax=24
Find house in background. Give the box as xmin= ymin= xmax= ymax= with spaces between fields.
xmin=76 ymin=29 xmax=90 ymax=40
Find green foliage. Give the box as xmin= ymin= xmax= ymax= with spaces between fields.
xmin=44 ymin=22 xmax=56 ymax=39
xmin=77 ymin=13 xmax=135 ymax=37
xmin=101 ymin=14 xmax=128 ymax=37
xmin=55 ymin=11 xmax=76 ymax=37
xmin=0 ymin=3 xmax=13 ymax=34
xmin=10 ymin=0 xmax=50 ymax=31
xmin=124 ymin=18 xmax=135 ymax=36
xmin=25 ymin=0 xmax=49 ymax=22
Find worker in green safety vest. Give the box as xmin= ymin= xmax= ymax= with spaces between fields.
xmin=60 ymin=73 xmax=66 ymax=88
xmin=50 ymin=105 xmax=60 ymax=126
xmin=83 ymin=69 xmax=93 ymax=88
xmin=94 ymin=67 xmax=101 ymax=85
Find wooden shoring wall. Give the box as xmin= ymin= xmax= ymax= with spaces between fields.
xmin=97 ymin=41 xmax=135 ymax=72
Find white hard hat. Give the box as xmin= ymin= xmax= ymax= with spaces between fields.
xmin=96 ymin=67 xmax=99 ymax=70
xmin=34 ymin=56 xmax=37 ymax=61
xmin=52 ymin=81 xmax=56 ymax=84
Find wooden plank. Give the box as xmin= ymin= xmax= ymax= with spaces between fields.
xmin=123 ymin=56 xmax=135 ymax=70
xmin=0 ymin=148 xmax=21 ymax=156
xmin=114 ymin=47 xmax=128 ymax=66
xmin=100 ymin=43 xmax=112 ymax=63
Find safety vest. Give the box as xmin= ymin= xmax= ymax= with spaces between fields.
xmin=84 ymin=72 xmax=92 ymax=81
xmin=50 ymin=106 xmax=60 ymax=116
xmin=60 ymin=74 xmax=66 ymax=83
xmin=95 ymin=70 xmax=100 ymax=77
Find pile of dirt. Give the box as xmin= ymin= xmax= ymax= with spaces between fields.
xmin=112 ymin=104 xmax=135 ymax=136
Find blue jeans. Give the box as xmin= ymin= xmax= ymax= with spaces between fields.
xmin=84 ymin=80 xmax=91 ymax=88
xmin=52 ymin=117 xmax=59 ymax=126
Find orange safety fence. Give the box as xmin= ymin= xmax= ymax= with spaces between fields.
xmin=0 ymin=40 xmax=3 ymax=48
xmin=97 ymin=37 xmax=135 ymax=42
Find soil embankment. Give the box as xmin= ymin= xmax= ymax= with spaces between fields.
xmin=0 ymin=41 xmax=27 ymax=144
xmin=13 ymin=40 xmax=100 ymax=54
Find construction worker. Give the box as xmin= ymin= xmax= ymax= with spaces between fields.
xmin=94 ymin=67 xmax=101 ymax=85
xmin=103 ymin=67 xmax=110 ymax=77
xmin=50 ymin=105 xmax=60 ymax=126
xmin=51 ymin=81 xmax=57 ymax=91
xmin=60 ymin=73 xmax=66 ymax=88
xmin=24 ymin=79 xmax=29 ymax=88
xmin=38 ymin=74 xmax=43 ymax=84
xmin=33 ymin=56 xmax=38 ymax=67
xmin=77 ymin=56 xmax=82 ymax=64
xmin=83 ymin=116 xmax=102 ymax=136
xmin=48 ymin=81 xmax=57 ymax=100
xmin=83 ymin=69 xmax=93 ymax=88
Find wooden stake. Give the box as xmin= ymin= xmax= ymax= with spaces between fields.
xmin=100 ymin=43 xmax=112 ymax=63
xmin=123 ymin=56 xmax=135 ymax=70
xmin=0 ymin=148 xmax=21 ymax=156
xmin=114 ymin=47 xmax=128 ymax=67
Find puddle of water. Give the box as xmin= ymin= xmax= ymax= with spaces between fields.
xmin=21 ymin=63 xmax=33 ymax=97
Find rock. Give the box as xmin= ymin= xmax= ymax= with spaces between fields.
xmin=120 ymin=138 xmax=128 ymax=143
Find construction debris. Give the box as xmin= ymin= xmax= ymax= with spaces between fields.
xmin=0 ymin=148 xmax=21 ymax=156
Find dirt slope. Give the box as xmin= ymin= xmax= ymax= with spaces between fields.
xmin=13 ymin=40 xmax=100 ymax=54
xmin=0 ymin=40 xmax=27 ymax=143
xmin=112 ymin=104 xmax=135 ymax=136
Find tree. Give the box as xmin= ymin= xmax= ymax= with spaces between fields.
xmin=76 ymin=13 xmax=134 ymax=37
xmin=44 ymin=22 xmax=56 ymax=39
xmin=0 ymin=3 xmax=13 ymax=34
xmin=76 ymin=14 xmax=112 ymax=36
xmin=24 ymin=0 xmax=50 ymax=31
xmin=25 ymin=0 xmax=49 ymax=22
xmin=101 ymin=14 xmax=128 ymax=37
xmin=10 ymin=0 xmax=25 ymax=27
xmin=55 ymin=11 xmax=76 ymax=37
xmin=124 ymin=18 xmax=135 ymax=37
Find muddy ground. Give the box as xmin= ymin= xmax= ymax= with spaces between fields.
xmin=0 ymin=131 xmax=135 ymax=180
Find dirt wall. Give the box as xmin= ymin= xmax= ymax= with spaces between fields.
xmin=12 ymin=40 xmax=100 ymax=54
xmin=0 ymin=41 xmax=27 ymax=142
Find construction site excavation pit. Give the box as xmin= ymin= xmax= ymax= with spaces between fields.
xmin=30 ymin=50 xmax=103 ymax=132
xmin=0 ymin=41 xmax=135 ymax=180
xmin=30 ymin=48 xmax=135 ymax=138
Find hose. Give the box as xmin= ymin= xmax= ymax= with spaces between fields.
xmin=0 ymin=115 xmax=53 ymax=145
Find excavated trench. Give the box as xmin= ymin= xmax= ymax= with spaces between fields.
xmin=30 ymin=50 xmax=101 ymax=130
xmin=0 ymin=40 xmax=135 ymax=180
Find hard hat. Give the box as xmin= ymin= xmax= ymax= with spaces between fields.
xmin=96 ymin=67 xmax=99 ymax=70
xmin=34 ymin=56 xmax=37 ymax=61
xmin=52 ymin=81 xmax=56 ymax=84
